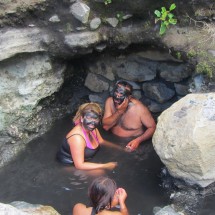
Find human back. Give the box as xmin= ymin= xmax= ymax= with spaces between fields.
xmin=73 ymin=176 xmax=129 ymax=215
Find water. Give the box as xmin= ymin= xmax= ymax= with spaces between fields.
xmin=0 ymin=116 xmax=169 ymax=215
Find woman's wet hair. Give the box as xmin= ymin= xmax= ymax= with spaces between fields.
xmin=88 ymin=176 xmax=117 ymax=213
xmin=73 ymin=102 xmax=103 ymax=124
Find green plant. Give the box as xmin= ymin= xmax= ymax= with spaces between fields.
xmin=176 ymin=51 xmax=181 ymax=60
xmin=154 ymin=3 xmax=177 ymax=35
xmin=104 ymin=0 xmax=112 ymax=5
xmin=116 ymin=12 xmax=124 ymax=22
xmin=196 ymin=61 xmax=213 ymax=78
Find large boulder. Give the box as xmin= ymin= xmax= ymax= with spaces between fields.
xmin=152 ymin=93 xmax=215 ymax=187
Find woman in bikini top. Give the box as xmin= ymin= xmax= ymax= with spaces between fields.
xmin=56 ymin=103 xmax=119 ymax=171
xmin=73 ymin=176 xmax=129 ymax=215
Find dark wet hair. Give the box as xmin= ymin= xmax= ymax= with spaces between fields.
xmin=88 ymin=177 xmax=117 ymax=213
xmin=115 ymin=80 xmax=133 ymax=95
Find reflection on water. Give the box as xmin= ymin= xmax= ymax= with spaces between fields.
xmin=0 ymin=117 xmax=169 ymax=215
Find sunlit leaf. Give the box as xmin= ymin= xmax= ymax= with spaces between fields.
xmin=154 ymin=10 xmax=161 ymax=17
xmin=169 ymin=3 xmax=176 ymax=11
xmin=161 ymin=7 xmax=166 ymax=13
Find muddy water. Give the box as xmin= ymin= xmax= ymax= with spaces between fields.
xmin=0 ymin=116 xmax=169 ymax=215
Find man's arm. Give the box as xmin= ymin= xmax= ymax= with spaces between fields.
xmin=126 ymin=104 xmax=156 ymax=151
xmin=102 ymin=97 xmax=128 ymax=131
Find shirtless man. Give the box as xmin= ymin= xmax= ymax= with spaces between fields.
xmin=102 ymin=81 xmax=156 ymax=152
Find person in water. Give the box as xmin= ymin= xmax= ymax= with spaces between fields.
xmin=73 ymin=176 xmax=129 ymax=215
xmin=102 ymin=80 xmax=156 ymax=152
xmin=56 ymin=102 xmax=118 ymax=170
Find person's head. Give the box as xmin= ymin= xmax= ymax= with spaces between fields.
xmin=113 ymin=80 xmax=133 ymax=106
xmin=88 ymin=177 xmax=117 ymax=213
xmin=73 ymin=103 xmax=102 ymax=131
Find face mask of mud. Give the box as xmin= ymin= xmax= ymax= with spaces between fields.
xmin=113 ymin=85 xmax=129 ymax=106
xmin=82 ymin=112 xmax=100 ymax=131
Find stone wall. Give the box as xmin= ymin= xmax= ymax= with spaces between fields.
xmin=83 ymin=50 xmax=193 ymax=113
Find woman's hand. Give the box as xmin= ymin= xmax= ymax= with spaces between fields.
xmin=105 ymin=162 xmax=118 ymax=170
xmin=116 ymin=188 xmax=127 ymax=204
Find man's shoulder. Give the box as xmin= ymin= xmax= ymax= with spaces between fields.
xmin=106 ymin=96 xmax=113 ymax=103
xmin=130 ymin=98 xmax=149 ymax=111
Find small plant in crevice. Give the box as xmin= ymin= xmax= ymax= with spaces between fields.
xmin=187 ymin=49 xmax=215 ymax=79
xmin=104 ymin=0 xmax=112 ymax=5
xmin=116 ymin=11 xmax=124 ymax=22
xmin=154 ymin=3 xmax=177 ymax=35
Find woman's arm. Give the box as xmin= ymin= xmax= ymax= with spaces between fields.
xmin=68 ymin=135 xmax=117 ymax=170
xmin=116 ymin=188 xmax=129 ymax=215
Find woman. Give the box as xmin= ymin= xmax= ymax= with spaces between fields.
xmin=56 ymin=102 xmax=118 ymax=170
xmin=73 ymin=176 xmax=129 ymax=215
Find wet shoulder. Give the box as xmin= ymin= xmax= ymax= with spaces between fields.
xmin=129 ymin=98 xmax=149 ymax=114
xmin=66 ymin=124 xmax=83 ymax=139
xmin=73 ymin=203 xmax=92 ymax=215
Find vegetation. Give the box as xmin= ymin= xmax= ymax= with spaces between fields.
xmin=154 ymin=3 xmax=177 ymax=35
xmin=187 ymin=49 xmax=215 ymax=79
xmin=116 ymin=12 xmax=124 ymax=22
xmin=104 ymin=0 xmax=112 ymax=5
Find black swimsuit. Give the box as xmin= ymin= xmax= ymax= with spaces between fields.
xmin=56 ymin=130 xmax=100 ymax=165
xmin=91 ymin=208 xmax=96 ymax=215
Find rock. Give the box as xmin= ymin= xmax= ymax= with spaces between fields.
xmin=133 ymin=90 xmax=142 ymax=99
xmin=10 ymin=201 xmax=60 ymax=215
xmin=105 ymin=18 xmax=119 ymax=27
xmin=64 ymin=32 xmax=101 ymax=48
xmin=142 ymin=82 xmax=175 ymax=103
xmin=84 ymin=73 xmax=109 ymax=92
xmin=95 ymin=43 xmax=107 ymax=52
xmin=158 ymin=63 xmax=192 ymax=82
xmin=0 ymin=28 xmax=51 ymax=61
xmin=90 ymin=18 xmax=101 ymax=30
xmin=153 ymin=93 xmax=215 ymax=187
xmin=153 ymin=205 xmax=183 ymax=215
xmin=0 ymin=203 xmax=27 ymax=215
xmin=0 ymin=53 xmax=65 ymax=166
xmin=174 ymin=83 xmax=189 ymax=96
xmin=116 ymin=59 xmax=157 ymax=82
xmin=122 ymin=14 xmax=133 ymax=20
xmin=49 ymin=15 xmax=60 ymax=22
xmin=70 ymin=2 xmax=90 ymax=24
xmin=87 ymin=59 xmax=115 ymax=81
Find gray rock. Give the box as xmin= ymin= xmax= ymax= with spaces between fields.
xmin=105 ymin=18 xmax=119 ymax=27
xmin=153 ymin=93 xmax=215 ymax=187
xmin=87 ymin=60 xmax=115 ymax=81
xmin=90 ymin=17 xmax=101 ymax=30
xmin=65 ymin=32 xmax=101 ymax=48
xmin=158 ymin=63 xmax=192 ymax=82
xmin=70 ymin=2 xmax=90 ymax=24
xmin=49 ymin=15 xmax=60 ymax=22
xmin=153 ymin=205 xmax=183 ymax=215
xmin=0 ymin=28 xmax=50 ymax=61
xmin=174 ymin=83 xmax=189 ymax=96
xmin=85 ymin=73 xmax=109 ymax=92
xmin=142 ymin=82 xmax=175 ymax=103
xmin=116 ymin=60 xmax=157 ymax=82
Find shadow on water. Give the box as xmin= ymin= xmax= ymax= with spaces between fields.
xmin=0 ymin=116 xmax=170 ymax=215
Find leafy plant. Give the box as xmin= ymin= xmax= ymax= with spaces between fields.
xmin=116 ymin=12 xmax=124 ymax=22
xmin=154 ymin=3 xmax=177 ymax=35
xmin=104 ymin=0 xmax=112 ymax=5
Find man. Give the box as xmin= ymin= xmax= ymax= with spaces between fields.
xmin=102 ymin=81 xmax=156 ymax=152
